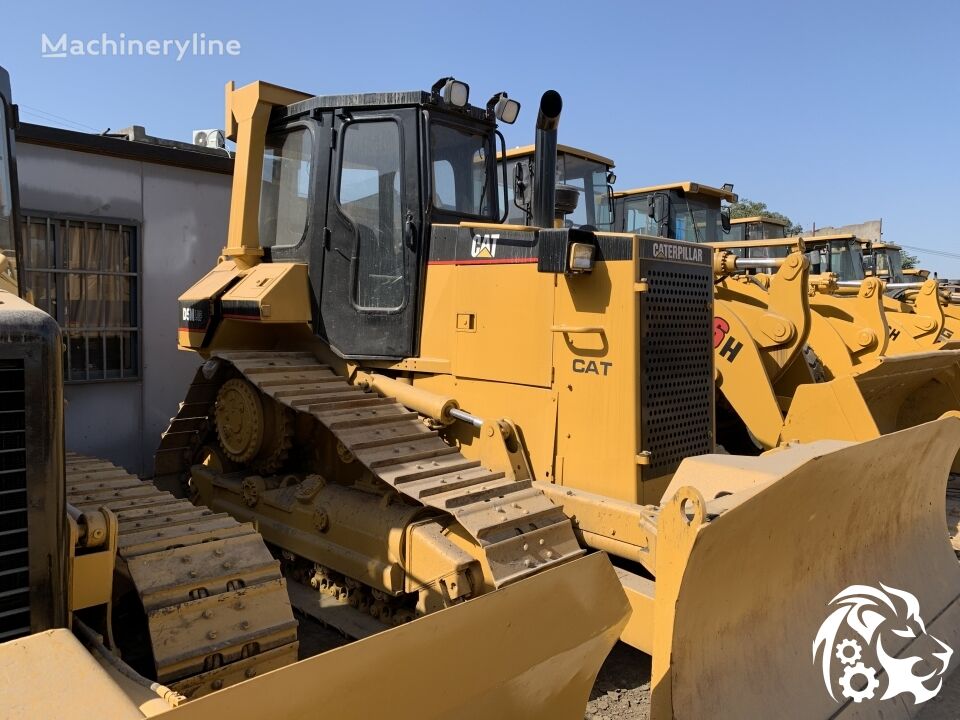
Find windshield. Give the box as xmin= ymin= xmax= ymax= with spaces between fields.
xmin=431 ymin=121 xmax=496 ymax=220
xmin=762 ymin=222 xmax=786 ymax=239
xmin=726 ymin=224 xmax=746 ymax=241
xmin=0 ymin=101 xmax=14 ymax=254
xmin=557 ymin=154 xmax=612 ymax=228
xmin=673 ymin=195 xmax=723 ymax=243
xmin=620 ymin=192 xmax=723 ymax=241
xmin=259 ymin=127 xmax=313 ymax=249
xmin=808 ymin=241 xmax=865 ymax=280
xmin=497 ymin=151 xmax=612 ymax=227
xmin=622 ymin=196 xmax=658 ymax=235
xmin=745 ymin=245 xmax=790 ymax=259
xmin=875 ymin=249 xmax=905 ymax=282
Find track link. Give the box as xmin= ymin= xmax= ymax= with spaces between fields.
xmin=66 ymin=454 xmax=299 ymax=699
xmin=156 ymin=352 xmax=584 ymax=587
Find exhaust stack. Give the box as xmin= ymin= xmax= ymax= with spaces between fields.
xmin=532 ymin=90 xmax=562 ymax=229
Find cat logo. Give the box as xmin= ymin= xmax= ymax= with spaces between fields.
xmin=471 ymin=233 xmax=499 ymax=258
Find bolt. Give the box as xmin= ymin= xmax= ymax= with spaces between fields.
xmin=211 ymin=680 xmax=223 ymax=691
xmin=202 ymin=609 xmax=213 ymax=619
xmin=214 ymin=548 xmax=224 ymax=557
xmin=222 ymin=561 xmax=233 ymax=570
xmin=241 ymin=620 xmax=250 ymax=630
xmin=181 ymin=556 xmax=191 ymax=563
xmin=234 ymin=601 xmax=245 ymax=610
xmin=522 ymin=543 xmax=529 ymax=551
xmin=207 ymin=631 xmax=217 ymax=640
xmin=245 ymin=668 xmax=257 ymax=679
xmin=189 ymin=570 xmax=198 ymax=578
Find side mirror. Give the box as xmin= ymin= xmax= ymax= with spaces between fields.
xmin=721 ymin=207 xmax=731 ymax=233
xmin=648 ymin=193 xmax=670 ymax=223
xmin=513 ymin=161 xmax=529 ymax=206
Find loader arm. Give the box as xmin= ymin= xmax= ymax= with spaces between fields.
xmin=809 ymin=277 xmax=891 ymax=364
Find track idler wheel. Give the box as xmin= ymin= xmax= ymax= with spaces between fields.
xmin=215 ymin=378 xmax=293 ymax=473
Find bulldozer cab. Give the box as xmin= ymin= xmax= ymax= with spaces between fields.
xmin=498 ymin=144 xmax=616 ymax=228
xmin=251 ymin=81 xmax=514 ymax=359
xmin=0 ymin=66 xmax=22 ymax=295
xmin=613 ymin=181 xmax=737 ymax=242
xmin=725 ymin=215 xmax=788 ymax=241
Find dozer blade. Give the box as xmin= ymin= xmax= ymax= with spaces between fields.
xmin=652 ymin=417 xmax=960 ymax=720
xmin=164 ymin=552 xmax=628 ymax=720
xmin=782 ymin=351 xmax=960 ymax=444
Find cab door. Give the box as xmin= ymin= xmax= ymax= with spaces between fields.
xmin=317 ymin=108 xmax=423 ymax=359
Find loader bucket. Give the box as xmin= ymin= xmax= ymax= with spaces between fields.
xmin=164 ymin=552 xmax=629 ymax=720
xmin=652 ymin=417 xmax=960 ymax=720
xmin=782 ymin=351 xmax=960 ymax=445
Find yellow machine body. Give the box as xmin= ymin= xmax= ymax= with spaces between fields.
xmin=164 ymin=84 xmax=960 ymax=719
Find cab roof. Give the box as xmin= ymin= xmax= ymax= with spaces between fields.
xmin=614 ymin=181 xmax=738 ymax=203
xmin=277 ymin=90 xmax=493 ymax=124
xmin=500 ymin=144 xmax=615 ymax=167
xmin=730 ymin=215 xmax=788 ymax=226
xmin=708 ymin=233 xmax=858 ymax=251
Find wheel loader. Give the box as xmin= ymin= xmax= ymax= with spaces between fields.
xmin=159 ymin=76 xmax=960 ymax=718
xmin=0 ymin=66 xmax=634 ymax=719
xmin=605 ymin=178 xmax=960 ymax=472
xmin=714 ymin=232 xmax=960 ymax=352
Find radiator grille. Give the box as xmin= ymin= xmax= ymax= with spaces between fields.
xmin=640 ymin=262 xmax=714 ymax=478
xmin=0 ymin=360 xmax=29 ymax=641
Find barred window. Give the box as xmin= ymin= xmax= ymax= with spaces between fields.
xmin=21 ymin=214 xmax=139 ymax=382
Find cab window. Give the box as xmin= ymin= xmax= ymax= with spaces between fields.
xmin=260 ymin=128 xmax=312 ymax=249
xmin=339 ymin=120 xmax=404 ymax=310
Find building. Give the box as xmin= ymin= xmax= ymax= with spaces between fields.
xmin=15 ymin=122 xmax=233 ymax=476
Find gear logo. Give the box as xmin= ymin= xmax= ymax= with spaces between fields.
xmin=813 ymin=584 xmax=954 ymax=705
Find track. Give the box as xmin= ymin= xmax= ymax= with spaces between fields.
xmin=155 ymin=351 xmax=584 ymax=588
xmin=65 ymin=454 xmax=299 ymax=699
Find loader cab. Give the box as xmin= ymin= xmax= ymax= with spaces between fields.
xmin=0 ymin=66 xmax=22 ymax=295
xmin=801 ymin=236 xmax=866 ymax=280
xmin=614 ymin=182 xmax=737 ymax=243
xmin=499 ymin=145 xmax=616 ymax=228
xmin=868 ymin=242 xmax=906 ymax=283
xmin=725 ymin=216 xmax=788 ymax=242
xmin=258 ymin=82 xmax=514 ymax=359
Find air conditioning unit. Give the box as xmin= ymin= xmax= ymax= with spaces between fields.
xmin=192 ymin=129 xmax=226 ymax=149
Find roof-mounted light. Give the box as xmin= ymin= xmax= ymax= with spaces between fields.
xmin=486 ymin=92 xmax=520 ymax=124
xmin=606 ymin=171 xmax=617 ymax=185
xmin=722 ymin=182 xmax=735 ymax=192
xmin=432 ymin=77 xmax=470 ymax=107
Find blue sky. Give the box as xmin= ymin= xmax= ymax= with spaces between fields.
xmin=2 ymin=0 xmax=959 ymax=275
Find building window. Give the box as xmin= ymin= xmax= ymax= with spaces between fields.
xmin=21 ymin=214 xmax=139 ymax=382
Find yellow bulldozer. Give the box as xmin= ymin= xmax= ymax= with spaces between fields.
xmin=156 ymin=78 xmax=960 ymax=718
xmin=0 ymin=68 xmax=631 ymax=719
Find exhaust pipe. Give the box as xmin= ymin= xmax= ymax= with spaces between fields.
xmin=532 ymin=90 xmax=562 ymax=229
